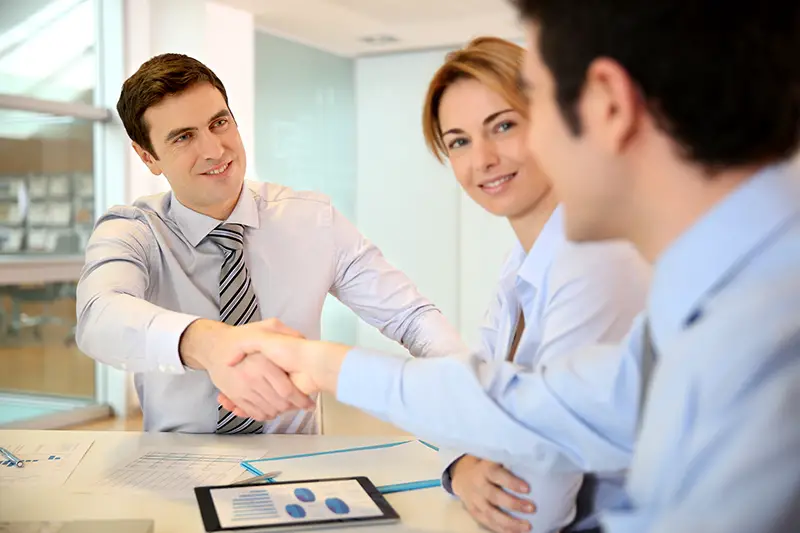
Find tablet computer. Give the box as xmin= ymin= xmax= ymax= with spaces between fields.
xmin=195 ymin=476 xmax=400 ymax=532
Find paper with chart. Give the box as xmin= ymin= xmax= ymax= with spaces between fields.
xmin=0 ymin=439 xmax=94 ymax=487
xmin=246 ymin=440 xmax=441 ymax=488
xmin=86 ymin=448 xmax=268 ymax=498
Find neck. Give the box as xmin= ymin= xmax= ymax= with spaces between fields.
xmin=181 ymin=184 xmax=242 ymax=221
xmin=627 ymin=163 xmax=764 ymax=263
xmin=206 ymin=195 xmax=239 ymax=221
xmin=509 ymin=188 xmax=559 ymax=253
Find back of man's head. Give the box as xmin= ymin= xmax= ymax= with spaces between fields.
xmin=117 ymin=54 xmax=230 ymax=160
xmin=513 ymin=0 xmax=800 ymax=168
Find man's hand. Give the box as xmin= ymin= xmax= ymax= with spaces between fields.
xmin=217 ymin=330 xmax=351 ymax=419
xmin=179 ymin=318 xmax=315 ymax=420
xmin=451 ymin=455 xmax=535 ymax=533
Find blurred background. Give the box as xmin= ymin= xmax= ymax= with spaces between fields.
xmin=0 ymin=0 xmax=523 ymax=432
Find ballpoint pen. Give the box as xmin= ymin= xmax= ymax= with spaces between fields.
xmin=0 ymin=447 xmax=24 ymax=468
xmin=230 ymin=470 xmax=281 ymax=485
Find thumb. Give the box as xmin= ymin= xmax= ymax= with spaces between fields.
xmin=217 ymin=392 xmax=237 ymax=411
xmin=225 ymin=350 xmax=247 ymax=367
xmin=251 ymin=318 xmax=305 ymax=339
xmin=290 ymin=372 xmax=318 ymax=396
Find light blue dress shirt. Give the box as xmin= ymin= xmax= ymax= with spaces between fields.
xmin=438 ymin=207 xmax=650 ymax=531
xmin=336 ymin=163 xmax=800 ymax=532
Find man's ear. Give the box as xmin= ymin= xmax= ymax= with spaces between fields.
xmin=580 ymin=57 xmax=642 ymax=155
xmin=132 ymin=142 xmax=163 ymax=176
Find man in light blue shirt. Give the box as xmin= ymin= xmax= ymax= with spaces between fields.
xmin=220 ymin=1 xmax=800 ymax=531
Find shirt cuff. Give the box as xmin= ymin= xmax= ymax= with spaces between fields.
xmin=439 ymin=449 xmax=466 ymax=495
xmin=146 ymin=311 xmax=202 ymax=374
xmin=336 ymin=348 xmax=407 ymax=413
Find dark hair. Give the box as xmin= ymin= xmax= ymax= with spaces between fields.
xmin=116 ymin=53 xmax=230 ymax=159
xmin=512 ymin=0 xmax=800 ymax=168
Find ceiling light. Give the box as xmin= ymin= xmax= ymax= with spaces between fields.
xmin=359 ymin=34 xmax=399 ymax=45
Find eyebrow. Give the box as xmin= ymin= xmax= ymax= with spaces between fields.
xmin=163 ymin=109 xmax=231 ymax=143
xmin=441 ymin=108 xmax=516 ymax=137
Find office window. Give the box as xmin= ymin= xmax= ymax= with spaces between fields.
xmin=0 ymin=0 xmax=96 ymax=104
xmin=0 ymin=0 xmax=120 ymax=428
xmin=0 ymin=110 xmax=94 ymax=255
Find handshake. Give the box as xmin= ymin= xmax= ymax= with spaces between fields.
xmin=178 ymin=317 xmax=349 ymax=421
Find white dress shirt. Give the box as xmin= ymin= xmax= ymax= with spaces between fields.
xmin=76 ymin=180 xmax=467 ymax=433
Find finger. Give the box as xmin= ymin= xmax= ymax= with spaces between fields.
xmin=225 ymin=350 xmax=247 ymax=367
xmin=485 ymin=485 xmax=536 ymax=514
xmin=217 ymin=393 xmax=237 ymax=412
xmin=481 ymin=503 xmax=531 ymax=533
xmin=467 ymin=504 xmax=508 ymax=533
xmin=486 ymin=464 xmax=530 ymax=494
xmin=236 ymin=368 xmax=283 ymax=420
xmin=254 ymin=318 xmax=305 ymax=338
xmin=247 ymin=356 xmax=302 ymax=412
xmin=229 ymin=396 xmax=269 ymax=421
xmin=261 ymin=357 xmax=315 ymax=410
xmin=238 ymin=334 xmax=298 ymax=373
xmin=290 ymin=372 xmax=318 ymax=396
xmin=245 ymin=363 xmax=292 ymax=415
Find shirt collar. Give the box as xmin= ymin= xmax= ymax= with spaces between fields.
xmin=649 ymin=162 xmax=800 ymax=345
xmin=168 ymin=183 xmax=261 ymax=247
xmin=517 ymin=205 xmax=566 ymax=289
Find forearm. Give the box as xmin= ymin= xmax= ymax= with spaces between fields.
xmin=400 ymin=308 xmax=471 ymax=359
xmin=76 ymin=291 xmax=200 ymax=373
xmin=333 ymin=347 xmax=637 ymax=473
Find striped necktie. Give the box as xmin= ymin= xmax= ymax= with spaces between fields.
xmin=208 ymin=223 xmax=264 ymax=434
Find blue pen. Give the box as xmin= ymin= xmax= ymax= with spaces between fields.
xmin=0 ymin=447 xmax=24 ymax=468
xmin=377 ymin=479 xmax=441 ymax=494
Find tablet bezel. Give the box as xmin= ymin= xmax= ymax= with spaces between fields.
xmin=195 ymin=476 xmax=400 ymax=532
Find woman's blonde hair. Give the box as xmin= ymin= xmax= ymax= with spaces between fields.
xmin=422 ymin=37 xmax=527 ymax=163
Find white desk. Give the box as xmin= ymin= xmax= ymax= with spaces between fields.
xmin=0 ymin=430 xmax=481 ymax=533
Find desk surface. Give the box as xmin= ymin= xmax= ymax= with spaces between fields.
xmin=0 ymin=430 xmax=480 ymax=533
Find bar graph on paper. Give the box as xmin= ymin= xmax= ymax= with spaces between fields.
xmin=92 ymin=450 xmax=265 ymax=497
xmin=0 ymin=440 xmax=94 ymax=487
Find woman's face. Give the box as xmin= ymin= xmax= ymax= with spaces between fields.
xmin=438 ymin=77 xmax=551 ymax=219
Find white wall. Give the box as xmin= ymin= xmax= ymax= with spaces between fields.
xmin=204 ymin=2 xmax=256 ymax=180
xmin=355 ymin=49 xmax=515 ymax=352
xmin=123 ymin=0 xmax=256 ymax=202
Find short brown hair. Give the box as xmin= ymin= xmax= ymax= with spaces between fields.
xmin=116 ymin=53 xmax=230 ymax=159
xmin=422 ymin=37 xmax=527 ymax=163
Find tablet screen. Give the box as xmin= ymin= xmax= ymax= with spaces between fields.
xmin=202 ymin=478 xmax=393 ymax=530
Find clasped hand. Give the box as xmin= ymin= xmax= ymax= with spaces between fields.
xmin=181 ymin=317 xmax=318 ymax=421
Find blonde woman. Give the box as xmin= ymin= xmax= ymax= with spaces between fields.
xmin=421 ymin=37 xmax=650 ymax=533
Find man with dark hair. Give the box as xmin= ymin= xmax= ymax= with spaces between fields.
xmin=76 ymin=53 xmax=468 ymax=434
xmin=223 ymin=2 xmax=800 ymax=531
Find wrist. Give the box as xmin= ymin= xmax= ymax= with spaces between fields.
xmin=450 ymin=455 xmax=477 ymax=490
xmin=179 ymin=319 xmax=227 ymax=370
xmin=299 ymin=341 xmax=350 ymax=394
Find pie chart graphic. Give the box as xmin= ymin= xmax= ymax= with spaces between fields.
xmin=325 ymin=497 xmax=350 ymax=515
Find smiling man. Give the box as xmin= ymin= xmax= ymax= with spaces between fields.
xmin=76 ymin=53 xmax=467 ymax=434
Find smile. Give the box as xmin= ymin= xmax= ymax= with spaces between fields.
xmin=479 ymin=172 xmax=517 ymax=191
xmin=203 ymin=161 xmax=231 ymax=175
